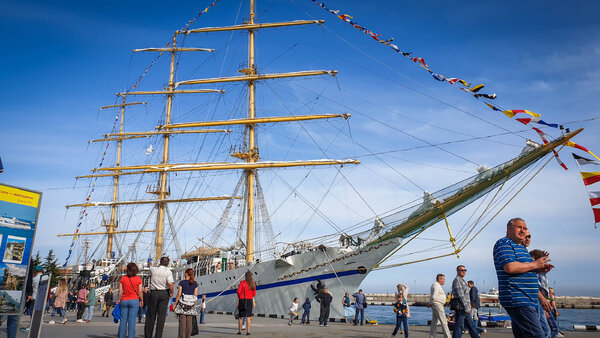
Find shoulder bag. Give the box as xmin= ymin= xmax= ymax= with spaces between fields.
xmin=449 ymin=296 xmax=462 ymax=311
xmin=174 ymin=281 xmax=197 ymax=316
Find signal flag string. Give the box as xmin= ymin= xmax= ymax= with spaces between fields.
xmin=63 ymin=114 xmax=120 ymax=266
xmin=64 ymin=0 xmax=222 ymax=265
xmin=573 ymin=153 xmax=600 ymax=227
xmin=127 ymin=0 xmax=220 ymax=92
xmin=309 ymin=0 xmax=600 ymax=169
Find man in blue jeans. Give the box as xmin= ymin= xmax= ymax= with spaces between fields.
xmin=451 ymin=265 xmax=480 ymax=338
xmin=199 ymin=294 xmax=206 ymax=324
xmin=0 ymin=315 xmax=18 ymax=338
xmin=352 ymin=289 xmax=366 ymax=326
xmin=493 ymin=218 xmax=554 ymax=337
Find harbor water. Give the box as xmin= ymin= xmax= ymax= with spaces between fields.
xmin=364 ymin=305 xmax=600 ymax=331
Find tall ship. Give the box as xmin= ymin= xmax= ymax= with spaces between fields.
xmin=59 ymin=0 xmax=585 ymax=320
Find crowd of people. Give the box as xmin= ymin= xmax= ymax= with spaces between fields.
xmin=425 ymin=217 xmax=564 ymax=338
xmin=1 ymin=216 xmax=566 ymax=338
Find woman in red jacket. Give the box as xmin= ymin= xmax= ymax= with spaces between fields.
xmin=237 ymin=271 xmax=256 ymax=335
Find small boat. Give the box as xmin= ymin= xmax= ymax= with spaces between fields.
xmin=479 ymin=287 xmax=499 ymax=304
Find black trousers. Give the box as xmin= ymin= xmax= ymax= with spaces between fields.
xmin=144 ymin=290 xmax=170 ymax=338
xmin=76 ymin=302 xmax=86 ymax=319
xmin=319 ymin=306 xmax=330 ymax=326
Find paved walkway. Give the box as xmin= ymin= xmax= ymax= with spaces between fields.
xmin=7 ymin=310 xmax=600 ymax=337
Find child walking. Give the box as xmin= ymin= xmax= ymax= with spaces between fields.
xmin=301 ymin=298 xmax=311 ymax=324
xmin=288 ymin=298 xmax=299 ymax=325
xmin=392 ymin=292 xmax=410 ymax=338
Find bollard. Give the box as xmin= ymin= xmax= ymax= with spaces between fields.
xmin=573 ymin=325 xmax=600 ymax=331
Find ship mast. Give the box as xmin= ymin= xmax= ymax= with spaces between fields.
xmin=154 ymin=33 xmax=178 ymax=261
xmin=245 ymin=0 xmax=257 ymax=263
xmin=107 ymin=96 xmax=126 ymax=258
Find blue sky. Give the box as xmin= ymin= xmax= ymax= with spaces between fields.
xmin=1 ymin=0 xmax=599 ymax=296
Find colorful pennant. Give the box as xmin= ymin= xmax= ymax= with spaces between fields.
xmin=446 ymin=78 xmax=470 ymax=86
xmin=593 ymin=208 xmax=600 ymax=224
xmin=532 ymin=127 xmax=549 ymax=144
xmin=485 ymin=103 xmax=502 ymax=112
xmin=502 ymin=110 xmax=540 ymax=118
xmin=532 ymin=128 xmax=568 ymax=170
xmin=469 ymin=84 xmax=484 ymax=93
xmin=567 ymin=142 xmax=600 ymax=161
xmin=552 ymin=150 xmax=568 ymax=170
xmin=589 ymin=191 xmax=600 ymax=206
xmin=580 ymin=172 xmax=600 ymax=186
xmin=515 ymin=117 xmax=559 ymax=128
xmin=573 ymin=153 xmax=600 ymax=166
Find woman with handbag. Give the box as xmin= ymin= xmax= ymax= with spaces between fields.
xmin=173 ymin=268 xmax=198 ymax=338
xmin=102 ymin=287 xmax=114 ymax=317
xmin=117 ymin=263 xmax=143 ymax=338
xmin=236 ymin=270 xmax=256 ymax=335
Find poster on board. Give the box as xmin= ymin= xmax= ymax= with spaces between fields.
xmin=0 ymin=183 xmax=42 ymax=315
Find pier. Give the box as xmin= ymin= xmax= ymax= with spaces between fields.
xmin=16 ymin=312 xmax=600 ymax=337
xmin=365 ymin=293 xmax=600 ymax=309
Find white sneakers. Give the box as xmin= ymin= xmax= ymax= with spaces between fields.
xmin=48 ymin=320 xmax=55 ymax=325
xmin=76 ymin=319 xmax=84 ymax=323
xmin=62 ymin=318 xmax=68 ymax=324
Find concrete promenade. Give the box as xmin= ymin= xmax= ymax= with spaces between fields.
xmin=7 ymin=311 xmax=600 ymax=337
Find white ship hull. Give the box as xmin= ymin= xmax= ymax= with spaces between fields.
xmin=183 ymin=237 xmax=401 ymax=321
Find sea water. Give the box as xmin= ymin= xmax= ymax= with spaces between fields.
xmin=364 ymin=305 xmax=600 ymax=331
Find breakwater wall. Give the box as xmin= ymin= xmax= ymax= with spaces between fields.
xmin=365 ymin=293 xmax=600 ymax=309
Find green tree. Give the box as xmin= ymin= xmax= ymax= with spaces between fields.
xmin=42 ymin=249 xmax=60 ymax=287
xmin=32 ymin=251 xmax=42 ymax=267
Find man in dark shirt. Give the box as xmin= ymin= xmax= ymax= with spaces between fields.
xmin=139 ymin=287 xmax=151 ymax=323
xmin=315 ymin=288 xmax=333 ymax=327
xmin=468 ymin=280 xmax=485 ymax=334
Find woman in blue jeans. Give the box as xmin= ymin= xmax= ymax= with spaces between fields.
xmin=117 ymin=263 xmax=144 ymax=338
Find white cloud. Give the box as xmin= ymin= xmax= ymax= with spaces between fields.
xmin=5 ymin=264 xmax=26 ymax=277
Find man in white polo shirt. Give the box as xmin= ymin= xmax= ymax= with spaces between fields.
xmin=144 ymin=257 xmax=174 ymax=338
xmin=427 ymin=273 xmax=450 ymax=338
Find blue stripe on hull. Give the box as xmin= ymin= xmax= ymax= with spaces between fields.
xmin=202 ymin=269 xmax=361 ymax=298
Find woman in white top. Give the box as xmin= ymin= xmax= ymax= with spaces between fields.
xmin=288 ymin=298 xmax=299 ymax=325
xmin=395 ymin=283 xmax=409 ymax=301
